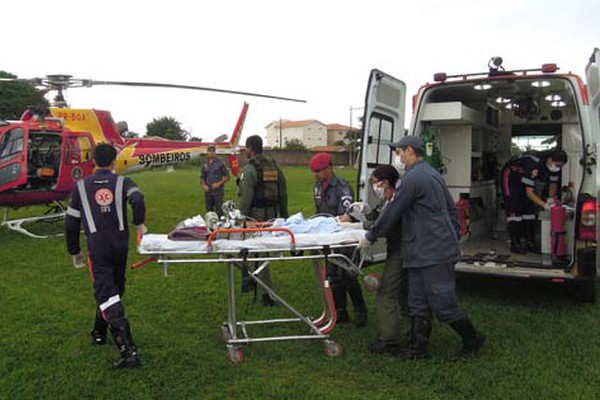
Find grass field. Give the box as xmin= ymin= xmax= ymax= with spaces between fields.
xmin=1 ymin=165 xmax=599 ymax=400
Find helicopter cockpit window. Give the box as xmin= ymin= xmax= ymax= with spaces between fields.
xmin=0 ymin=128 xmax=24 ymax=163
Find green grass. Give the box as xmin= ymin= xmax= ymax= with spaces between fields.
xmin=1 ymin=165 xmax=599 ymax=399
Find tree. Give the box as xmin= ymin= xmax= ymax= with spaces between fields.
xmin=283 ymin=138 xmax=307 ymax=151
xmin=145 ymin=116 xmax=189 ymax=140
xmin=0 ymin=71 xmax=49 ymax=119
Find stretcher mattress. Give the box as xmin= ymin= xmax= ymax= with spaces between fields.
xmin=139 ymin=228 xmax=365 ymax=254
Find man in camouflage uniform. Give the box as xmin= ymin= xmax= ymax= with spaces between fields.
xmin=237 ymin=135 xmax=288 ymax=305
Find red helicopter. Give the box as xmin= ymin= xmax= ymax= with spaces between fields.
xmin=0 ymin=74 xmax=305 ymax=237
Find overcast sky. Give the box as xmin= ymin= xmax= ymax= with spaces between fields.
xmin=3 ymin=0 xmax=599 ymax=144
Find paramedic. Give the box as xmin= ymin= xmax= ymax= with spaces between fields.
xmin=237 ymin=135 xmax=289 ymax=306
xmin=201 ymin=144 xmax=229 ymax=217
xmin=501 ymin=150 xmax=568 ymax=254
xmin=65 ymin=143 xmax=146 ymax=369
xmin=360 ymin=136 xmax=485 ymax=360
xmin=310 ymin=152 xmax=368 ymax=327
xmin=360 ymin=164 xmax=409 ymax=352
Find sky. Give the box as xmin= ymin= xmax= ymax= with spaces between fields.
xmin=3 ymin=0 xmax=599 ymax=145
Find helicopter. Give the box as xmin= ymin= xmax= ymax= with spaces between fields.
xmin=0 ymin=74 xmax=305 ymax=237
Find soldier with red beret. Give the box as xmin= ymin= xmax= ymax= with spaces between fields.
xmin=310 ymin=152 xmax=368 ymax=326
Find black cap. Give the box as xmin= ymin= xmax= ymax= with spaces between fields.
xmin=94 ymin=143 xmax=117 ymax=167
xmin=388 ymin=135 xmax=425 ymax=151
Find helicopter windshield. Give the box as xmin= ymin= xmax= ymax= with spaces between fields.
xmin=0 ymin=128 xmax=24 ymax=163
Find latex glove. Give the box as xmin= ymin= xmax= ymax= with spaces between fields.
xmin=350 ymin=201 xmax=371 ymax=215
xmin=358 ymin=234 xmax=373 ymax=249
xmin=136 ymin=224 xmax=148 ymax=235
xmin=72 ymin=253 xmax=85 ymax=269
xmin=546 ymin=198 xmax=556 ymax=206
xmin=543 ymin=202 xmax=552 ymax=211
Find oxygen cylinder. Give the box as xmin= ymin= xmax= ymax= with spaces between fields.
xmin=456 ymin=194 xmax=471 ymax=237
xmin=421 ymin=130 xmax=444 ymax=173
xmin=550 ymin=204 xmax=567 ymax=257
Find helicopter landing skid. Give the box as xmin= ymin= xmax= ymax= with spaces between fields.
xmin=2 ymin=209 xmax=66 ymax=239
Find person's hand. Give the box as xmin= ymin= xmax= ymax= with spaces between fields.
xmin=543 ymin=202 xmax=552 ymax=211
xmin=136 ymin=224 xmax=148 ymax=235
xmin=211 ymin=182 xmax=220 ymax=189
xmin=202 ymin=184 xmax=210 ymax=192
xmin=72 ymin=253 xmax=85 ymax=269
xmin=358 ymin=234 xmax=372 ymax=249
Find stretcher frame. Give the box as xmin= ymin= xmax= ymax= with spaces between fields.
xmin=135 ymin=227 xmax=373 ymax=364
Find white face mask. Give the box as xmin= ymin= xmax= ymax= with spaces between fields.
xmin=392 ymin=155 xmax=405 ymax=172
xmin=547 ymin=163 xmax=561 ymax=173
xmin=372 ymin=184 xmax=386 ymax=199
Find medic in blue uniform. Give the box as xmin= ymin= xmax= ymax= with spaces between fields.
xmin=65 ymin=143 xmax=146 ymax=369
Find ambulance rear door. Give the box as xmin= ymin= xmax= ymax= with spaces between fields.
xmin=358 ymin=69 xmax=406 ymax=263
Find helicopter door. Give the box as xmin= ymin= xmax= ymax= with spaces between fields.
xmin=358 ymin=69 xmax=406 ymax=263
xmin=0 ymin=127 xmax=28 ymax=192
xmin=55 ymin=133 xmax=94 ymax=191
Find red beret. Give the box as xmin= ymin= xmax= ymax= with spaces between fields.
xmin=309 ymin=153 xmax=332 ymax=171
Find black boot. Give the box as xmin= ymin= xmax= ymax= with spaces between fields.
xmin=110 ymin=317 xmax=140 ymax=369
xmin=346 ymin=278 xmax=368 ymax=327
xmin=508 ymin=222 xmax=526 ymax=254
xmin=394 ymin=317 xmax=432 ymax=360
xmin=331 ymin=285 xmax=349 ymax=322
xmin=91 ymin=308 xmax=108 ymax=345
xmin=448 ymin=318 xmax=485 ymax=357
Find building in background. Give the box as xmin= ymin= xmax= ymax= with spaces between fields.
xmin=265 ymin=120 xmax=353 ymax=148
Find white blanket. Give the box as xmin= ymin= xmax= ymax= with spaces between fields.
xmin=139 ymin=228 xmax=365 ymax=254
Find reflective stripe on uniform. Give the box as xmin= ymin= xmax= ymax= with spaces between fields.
xmin=77 ymin=180 xmax=97 ymax=233
xmin=66 ymin=207 xmax=81 ymax=218
xmin=521 ymin=177 xmax=535 ymax=187
xmin=99 ymin=294 xmax=121 ymax=311
xmin=522 ymin=214 xmax=536 ymax=220
xmin=507 ymin=215 xmax=523 ymax=222
xmin=116 ymin=176 xmax=125 ymax=231
xmin=126 ymin=186 xmax=141 ymax=198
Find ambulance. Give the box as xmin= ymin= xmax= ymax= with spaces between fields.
xmin=358 ymin=49 xmax=600 ymax=302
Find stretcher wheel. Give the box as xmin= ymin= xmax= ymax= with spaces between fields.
xmin=364 ymin=273 xmax=381 ymax=292
xmin=227 ymin=345 xmax=245 ymax=364
xmin=324 ymin=340 xmax=343 ymax=357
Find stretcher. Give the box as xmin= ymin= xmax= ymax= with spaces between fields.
xmin=135 ymin=225 xmax=378 ymax=364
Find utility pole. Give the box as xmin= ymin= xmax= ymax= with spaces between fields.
xmin=279 ymin=116 xmax=283 ymax=149
xmin=349 ymin=106 xmax=364 ymax=167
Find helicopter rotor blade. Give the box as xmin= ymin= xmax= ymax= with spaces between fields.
xmin=87 ymin=79 xmax=306 ymax=103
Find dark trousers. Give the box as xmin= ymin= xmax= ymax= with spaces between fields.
xmin=88 ymin=237 xmax=129 ymax=323
xmin=376 ymin=250 xmax=408 ymax=342
xmin=407 ymin=263 xmax=464 ymax=323
xmin=205 ymin=193 xmax=224 ymax=217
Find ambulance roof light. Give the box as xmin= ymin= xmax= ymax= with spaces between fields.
xmin=541 ymin=63 xmax=558 ymax=73
xmin=433 ymin=73 xmax=447 ymax=82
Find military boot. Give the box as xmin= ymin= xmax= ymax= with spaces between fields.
xmin=394 ymin=317 xmax=432 ymax=360
xmin=448 ymin=318 xmax=485 ymax=358
xmin=110 ymin=317 xmax=140 ymax=369
xmin=346 ymin=279 xmax=368 ymax=327
xmin=90 ymin=308 xmax=108 ymax=345
xmin=331 ymin=285 xmax=349 ymax=323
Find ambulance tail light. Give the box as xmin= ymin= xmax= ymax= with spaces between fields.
xmin=579 ymin=198 xmax=597 ymax=241
xmin=541 ymin=63 xmax=558 ymax=73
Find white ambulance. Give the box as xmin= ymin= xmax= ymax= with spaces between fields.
xmin=358 ymin=49 xmax=600 ymax=302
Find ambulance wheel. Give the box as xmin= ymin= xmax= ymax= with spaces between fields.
xmin=227 ymin=345 xmax=245 ymax=364
xmin=324 ymin=340 xmax=343 ymax=357
xmin=570 ymin=279 xmax=597 ymax=304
